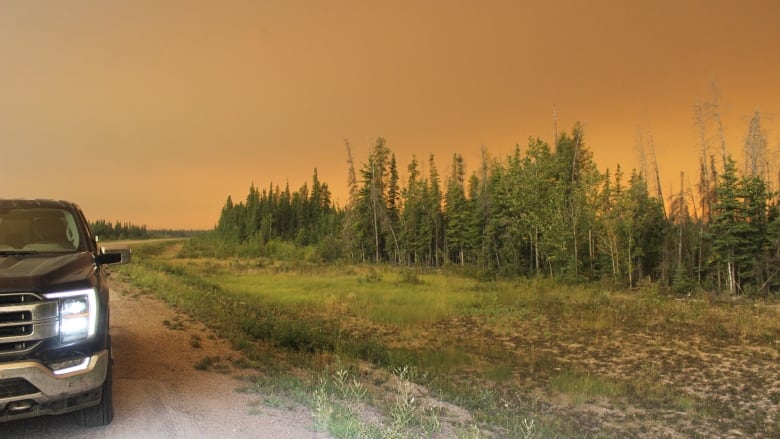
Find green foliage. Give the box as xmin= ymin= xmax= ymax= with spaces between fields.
xmin=549 ymin=369 xmax=625 ymax=404
xmin=397 ymin=269 xmax=424 ymax=285
xmin=121 ymin=239 xmax=780 ymax=437
xmin=314 ymin=235 xmax=344 ymax=262
xmin=210 ymin=126 xmax=780 ymax=295
xmin=709 ymin=156 xmax=773 ymax=294
xmin=215 ymin=168 xmax=340 ymax=247
xmin=671 ymin=265 xmax=695 ymax=294
xmin=91 ymin=219 xmax=149 ymax=240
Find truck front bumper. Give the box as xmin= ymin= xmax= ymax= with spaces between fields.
xmin=0 ymin=349 xmax=109 ymax=422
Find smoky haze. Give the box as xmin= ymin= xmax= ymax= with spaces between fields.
xmin=0 ymin=0 xmax=778 ymax=229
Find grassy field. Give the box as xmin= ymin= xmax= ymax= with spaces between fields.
xmin=117 ymin=239 xmax=780 ymax=438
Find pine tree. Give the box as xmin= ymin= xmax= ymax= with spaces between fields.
xmin=465 ymin=172 xmax=484 ymax=267
xmin=343 ymin=139 xmax=361 ymax=260
xmin=739 ymin=174 xmax=770 ymax=291
xmin=445 ymin=154 xmax=468 ymax=265
xmin=427 ymin=155 xmax=444 ymax=266
xmin=710 ymin=156 xmax=745 ymax=294
xmin=385 ymin=154 xmax=401 ymax=262
xmin=400 ymin=156 xmax=425 ymax=265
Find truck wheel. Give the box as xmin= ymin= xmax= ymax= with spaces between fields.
xmin=77 ymin=357 xmax=114 ymax=426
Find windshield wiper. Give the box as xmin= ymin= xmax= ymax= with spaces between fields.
xmin=0 ymin=250 xmax=38 ymax=256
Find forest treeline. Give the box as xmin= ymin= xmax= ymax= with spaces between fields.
xmin=211 ymin=120 xmax=780 ymax=296
xmin=91 ymin=220 xmax=200 ymax=240
xmin=92 ymin=220 xmax=149 ymax=241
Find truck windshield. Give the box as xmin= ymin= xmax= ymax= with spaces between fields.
xmin=0 ymin=207 xmax=82 ymax=253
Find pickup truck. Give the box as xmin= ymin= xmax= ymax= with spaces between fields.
xmin=0 ymin=199 xmax=130 ymax=426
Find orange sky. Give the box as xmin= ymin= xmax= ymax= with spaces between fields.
xmin=1 ymin=1 xmax=778 ymax=229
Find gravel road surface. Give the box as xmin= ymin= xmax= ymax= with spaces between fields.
xmin=3 ymin=278 xmax=327 ymax=439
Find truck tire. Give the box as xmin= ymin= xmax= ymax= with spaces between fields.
xmin=77 ymin=355 xmax=114 ymax=426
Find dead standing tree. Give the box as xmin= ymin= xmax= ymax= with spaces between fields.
xmin=635 ymin=128 xmax=666 ymax=218
xmin=710 ymin=83 xmax=729 ymax=168
xmin=743 ymin=108 xmax=770 ymax=186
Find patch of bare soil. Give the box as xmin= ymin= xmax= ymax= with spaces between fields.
xmin=2 ymin=278 xmax=329 ymax=439
xmin=419 ymin=311 xmax=780 ymax=438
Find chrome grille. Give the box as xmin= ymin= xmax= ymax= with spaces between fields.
xmin=0 ymin=293 xmax=42 ymax=305
xmin=0 ymin=293 xmax=59 ymax=355
xmin=0 ymin=310 xmax=32 ymax=323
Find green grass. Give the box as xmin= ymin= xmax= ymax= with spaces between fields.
xmin=549 ymin=369 xmax=625 ymax=405
xmin=207 ymin=269 xmax=483 ymax=327
xmin=117 ymin=239 xmax=780 ymax=438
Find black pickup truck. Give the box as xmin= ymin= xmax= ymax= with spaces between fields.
xmin=0 ymin=199 xmax=130 ymax=426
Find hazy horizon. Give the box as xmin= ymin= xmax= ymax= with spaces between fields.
xmin=2 ymin=0 xmax=778 ymax=229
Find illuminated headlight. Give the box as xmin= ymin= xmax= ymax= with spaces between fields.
xmin=44 ymin=288 xmax=98 ymax=344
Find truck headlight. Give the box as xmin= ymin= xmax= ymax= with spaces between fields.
xmin=44 ymin=288 xmax=98 ymax=343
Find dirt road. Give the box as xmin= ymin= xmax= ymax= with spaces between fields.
xmin=3 ymin=278 xmax=327 ymax=438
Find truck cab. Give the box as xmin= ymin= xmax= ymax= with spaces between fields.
xmin=0 ymin=199 xmax=130 ymax=426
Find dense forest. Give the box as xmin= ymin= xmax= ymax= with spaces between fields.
xmin=91 ymin=219 xmax=149 ymax=241
xmin=212 ymin=111 xmax=779 ymax=297
xmin=90 ymin=220 xmax=200 ymax=240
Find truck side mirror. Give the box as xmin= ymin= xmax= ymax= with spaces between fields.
xmin=97 ymin=246 xmax=131 ymax=265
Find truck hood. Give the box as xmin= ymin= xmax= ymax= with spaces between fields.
xmin=0 ymin=252 xmax=95 ymax=291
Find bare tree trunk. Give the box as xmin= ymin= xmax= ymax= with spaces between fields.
xmin=370 ymin=149 xmax=381 ymax=263
xmin=694 ymin=100 xmax=711 ymax=221
xmin=572 ymin=214 xmax=579 ymax=276
xmin=627 ymin=235 xmax=633 ymax=287
xmin=372 ymin=200 xmax=380 ymax=262
xmin=606 ymin=232 xmax=618 ymax=280
xmin=345 ymin=140 xmax=358 ymax=204
xmin=744 ymin=108 xmax=768 ymax=181
xmin=698 ymin=227 xmax=703 ymax=284
xmin=678 ymin=173 xmax=684 ymax=269
xmin=636 ymin=129 xmax=649 ymax=181
xmin=711 ymin=83 xmax=728 ymax=167
xmin=386 ymin=222 xmax=400 ymax=264
xmin=588 ymin=229 xmax=594 ymax=274
xmin=727 ymin=259 xmax=736 ymax=295
xmin=647 ymin=131 xmax=666 ymax=219
xmin=344 ymin=140 xmax=359 ymax=260
xmin=534 ymin=229 xmax=540 ymax=275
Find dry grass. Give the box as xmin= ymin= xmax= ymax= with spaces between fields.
xmin=120 ymin=240 xmax=780 ymax=438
